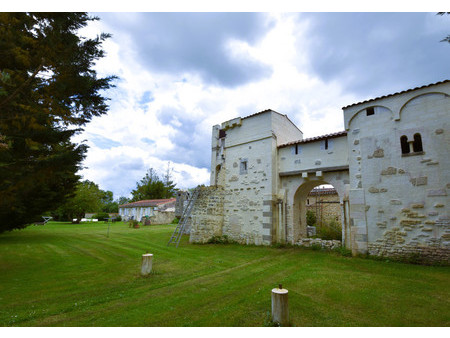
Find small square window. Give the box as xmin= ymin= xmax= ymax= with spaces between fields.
xmin=366 ymin=107 xmax=375 ymax=116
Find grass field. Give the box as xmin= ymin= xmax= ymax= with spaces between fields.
xmin=0 ymin=221 xmax=449 ymax=327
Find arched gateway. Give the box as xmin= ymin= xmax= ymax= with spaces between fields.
xmin=187 ymin=80 xmax=449 ymax=264
xmin=281 ymin=170 xmax=350 ymax=248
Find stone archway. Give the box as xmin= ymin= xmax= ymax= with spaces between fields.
xmin=282 ymin=170 xmax=351 ymax=248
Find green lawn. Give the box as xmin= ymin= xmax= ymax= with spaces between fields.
xmin=0 ymin=221 xmax=449 ymax=327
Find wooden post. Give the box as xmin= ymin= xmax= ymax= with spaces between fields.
xmin=271 ymin=284 xmax=289 ymax=326
xmin=141 ymin=253 xmax=153 ymax=276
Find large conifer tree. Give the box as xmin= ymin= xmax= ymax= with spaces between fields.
xmin=0 ymin=13 xmax=115 ymax=232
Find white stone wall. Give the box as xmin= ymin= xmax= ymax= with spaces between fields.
xmin=198 ymin=81 xmax=449 ymax=263
xmin=278 ymin=135 xmax=349 ymax=174
xmin=344 ymin=81 xmax=450 ymax=261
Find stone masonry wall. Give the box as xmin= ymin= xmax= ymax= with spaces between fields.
xmin=189 ymin=186 xmax=225 ymax=243
xmin=344 ymin=83 xmax=450 ymax=263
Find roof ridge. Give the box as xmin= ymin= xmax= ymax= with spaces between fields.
xmin=278 ymin=130 xmax=347 ymax=148
xmin=342 ymin=80 xmax=450 ymax=109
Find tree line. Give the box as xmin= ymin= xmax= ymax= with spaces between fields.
xmin=51 ymin=165 xmax=177 ymax=222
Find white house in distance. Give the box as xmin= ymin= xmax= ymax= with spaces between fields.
xmin=119 ymin=198 xmax=176 ymax=224
xmin=188 ymin=80 xmax=450 ymax=264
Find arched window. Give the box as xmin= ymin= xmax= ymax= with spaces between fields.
xmin=413 ymin=133 xmax=423 ymax=152
xmin=400 ymin=135 xmax=409 ymax=154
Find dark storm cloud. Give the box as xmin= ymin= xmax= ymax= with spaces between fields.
xmin=300 ymin=13 xmax=450 ymax=98
xmin=100 ymin=12 xmax=274 ymax=87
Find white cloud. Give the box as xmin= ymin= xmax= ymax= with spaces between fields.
xmin=73 ymin=12 xmax=448 ymax=198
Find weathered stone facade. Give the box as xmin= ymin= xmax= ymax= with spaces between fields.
xmin=189 ymin=186 xmax=225 ymax=243
xmin=306 ymin=188 xmax=341 ymax=224
xmin=189 ymin=80 xmax=450 ymax=263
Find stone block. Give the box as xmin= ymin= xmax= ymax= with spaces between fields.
xmin=410 ymin=176 xmax=428 ymax=186
xmin=390 ymin=199 xmax=402 ymax=205
xmin=381 ymin=167 xmax=397 ymax=175
xmin=427 ymin=189 xmax=447 ymax=197
xmin=373 ymin=148 xmax=384 ymax=158
xmin=411 ymin=203 xmax=424 ymax=209
xmin=368 ymin=187 xmax=379 ymax=193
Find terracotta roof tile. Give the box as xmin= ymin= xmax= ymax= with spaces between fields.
xmin=278 ymin=131 xmax=347 ymax=148
xmin=342 ymin=80 xmax=450 ymax=109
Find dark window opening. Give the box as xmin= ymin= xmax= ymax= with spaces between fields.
xmin=295 ymin=144 xmax=299 ymax=154
xmin=366 ymin=107 xmax=375 ymax=116
xmin=413 ymin=133 xmax=423 ymax=152
xmin=219 ymin=129 xmax=226 ymax=138
xmin=240 ymin=159 xmax=248 ymax=174
xmin=400 ymin=135 xmax=409 ymax=154
xmin=324 ymin=139 xmax=328 ymax=150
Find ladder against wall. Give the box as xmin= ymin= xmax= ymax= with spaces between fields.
xmin=167 ymin=188 xmax=200 ymax=247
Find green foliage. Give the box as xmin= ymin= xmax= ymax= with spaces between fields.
xmin=128 ymin=219 xmax=140 ymax=228
xmin=0 ymin=13 xmax=115 ymax=233
xmin=117 ymin=196 xmax=131 ymax=206
xmin=92 ymin=212 xmax=109 ymax=221
xmin=130 ymin=165 xmax=177 ymax=201
xmin=306 ymin=210 xmax=316 ymax=226
xmin=316 ymin=218 xmax=342 ymax=240
xmin=263 ymin=312 xmax=281 ymax=327
xmin=53 ymin=180 xmax=104 ymax=222
xmin=171 ymin=218 xmax=179 ymax=224
xmin=206 ymin=235 xmax=236 ymax=244
xmin=333 ymin=246 xmax=352 ymax=257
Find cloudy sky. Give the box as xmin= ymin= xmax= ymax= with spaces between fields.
xmin=66 ymin=10 xmax=449 ymax=199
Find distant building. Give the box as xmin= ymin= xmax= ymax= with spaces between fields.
xmin=119 ymin=198 xmax=176 ymax=224
xmin=306 ymin=187 xmax=341 ymax=225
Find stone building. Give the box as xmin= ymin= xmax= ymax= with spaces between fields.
xmin=189 ymin=80 xmax=449 ymax=263
xmin=119 ymin=198 xmax=176 ymax=224
xmin=306 ymin=187 xmax=341 ymax=225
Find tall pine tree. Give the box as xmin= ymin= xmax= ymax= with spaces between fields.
xmin=0 ymin=13 xmax=115 ymax=232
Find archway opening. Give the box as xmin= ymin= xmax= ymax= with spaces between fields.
xmin=292 ymin=180 xmax=345 ymax=244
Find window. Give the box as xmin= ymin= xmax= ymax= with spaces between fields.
xmin=219 ymin=129 xmax=226 ymax=138
xmin=291 ymin=144 xmax=301 ymax=155
xmin=400 ymin=133 xmax=424 ymax=156
xmin=366 ymin=107 xmax=375 ymax=116
xmin=320 ymin=139 xmax=333 ymax=151
xmin=240 ymin=159 xmax=248 ymax=174
xmin=400 ymin=135 xmax=409 ymax=154
xmin=413 ymin=133 xmax=423 ymax=152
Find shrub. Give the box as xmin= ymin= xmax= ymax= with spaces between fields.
xmin=93 ymin=212 xmax=109 ymax=221
xmin=114 ymin=215 xmax=122 ymax=222
xmin=316 ymin=218 xmax=342 ymax=240
xmin=306 ymin=210 xmax=317 ymax=226
xmin=171 ymin=218 xmax=179 ymax=224
xmin=128 ymin=220 xmax=140 ymax=228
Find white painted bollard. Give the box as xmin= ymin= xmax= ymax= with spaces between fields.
xmin=141 ymin=253 xmax=153 ymax=276
xmin=271 ymin=284 xmax=289 ymax=326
